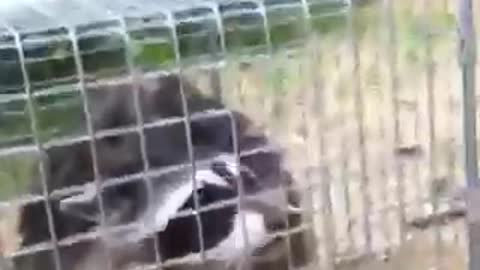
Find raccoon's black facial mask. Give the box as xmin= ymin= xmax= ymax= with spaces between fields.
xmin=57 ymin=153 xmax=293 ymax=259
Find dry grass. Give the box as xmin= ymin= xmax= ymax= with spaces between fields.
xmin=0 ymin=206 xmax=20 ymax=257
xmin=210 ymin=0 xmax=473 ymax=268
xmin=335 ymin=221 xmax=467 ymax=270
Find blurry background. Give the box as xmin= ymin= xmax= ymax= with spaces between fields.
xmin=0 ymin=0 xmax=478 ymax=269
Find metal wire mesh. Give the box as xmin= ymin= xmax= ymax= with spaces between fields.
xmin=0 ymin=0 xmax=477 ymax=270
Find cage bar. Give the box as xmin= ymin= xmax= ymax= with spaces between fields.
xmin=458 ymin=1 xmax=479 ymax=270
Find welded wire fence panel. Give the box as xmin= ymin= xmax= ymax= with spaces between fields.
xmin=0 ymin=0 xmax=476 ymax=270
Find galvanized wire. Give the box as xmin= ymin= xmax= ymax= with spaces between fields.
xmin=0 ymin=1 xmax=473 ymax=270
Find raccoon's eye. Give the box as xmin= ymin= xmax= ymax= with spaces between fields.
xmin=239 ymin=167 xmax=259 ymax=191
xmin=105 ymin=135 xmax=122 ymax=146
xmin=197 ymin=188 xmax=204 ymax=198
xmin=211 ymin=161 xmax=236 ymax=186
xmin=196 ymin=187 xmax=210 ymax=205
xmin=211 ymin=161 xmax=234 ymax=178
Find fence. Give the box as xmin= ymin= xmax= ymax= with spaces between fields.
xmin=0 ymin=0 xmax=478 ymax=269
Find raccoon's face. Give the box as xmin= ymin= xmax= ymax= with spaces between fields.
xmin=14 ymin=75 xmax=307 ymax=270
xmin=59 ymin=151 xmax=294 ymax=267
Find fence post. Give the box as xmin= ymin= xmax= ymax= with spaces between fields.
xmin=458 ymin=1 xmax=479 ymax=270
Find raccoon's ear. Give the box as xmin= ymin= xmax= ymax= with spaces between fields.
xmin=59 ymin=183 xmax=101 ymax=223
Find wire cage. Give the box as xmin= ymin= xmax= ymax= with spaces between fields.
xmin=0 ymin=0 xmax=478 ymax=270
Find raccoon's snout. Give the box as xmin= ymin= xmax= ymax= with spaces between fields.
xmin=208 ymin=155 xmax=296 ymax=233
xmin=210 ymin=158 xmax=259 ymax=193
